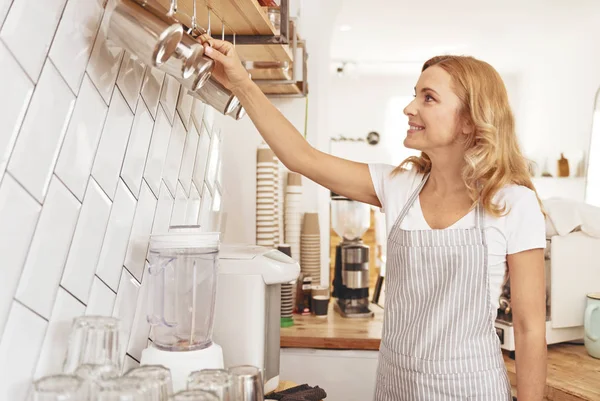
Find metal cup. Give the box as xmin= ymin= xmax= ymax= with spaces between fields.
xmin=31 ymin=375 xmax=85 ymax=401
xmin=125 ymin=365 xmax=173 ymax=401
xmin=63 ymin=316 xmax=122 ymax=374
xmin=227 ymin=365 xmax=264 ymax=401
xmin=227 ymin=102 xmax=246 ymax=120
xmin=187 ymin=369 xmax=233 ymax=401
xmin=105 ymin=0 xmax=183 ymax=67
xmin=190 ymin=77 xmax=240 ymax=116
xmin=163 ymin=33 xmax=214 ymax=90
xmin=171 ymin=390 xmax=219 ymax=401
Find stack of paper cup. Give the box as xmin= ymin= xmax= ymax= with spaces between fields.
xmin=276 ymin=159 xmax=285 ymax=246
xmin=272 ymin=155 xmax=280 ymax=246
xmin=301 ymin=212 xmax=321 ymax=284
xmin=277 ymin=244 xmax=295 ymax=327
xmin=256 ymin=148 xmax=276 ymax=247
xmin=285 ymin=172 xmax=302 ymax=261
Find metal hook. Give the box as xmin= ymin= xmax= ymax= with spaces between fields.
xmin=221 ymin=21 xmax=225 ymax=41
xmin=191 ymin=0 xmax=197 ymax=33
xmin=168 ymin=0 xmax=177 ymax=16
xmin=207 ymin=8 xmax=211 ymax=37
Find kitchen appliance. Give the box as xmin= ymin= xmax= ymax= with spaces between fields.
xmin=213 ymin=245 xmax=300 ymax=394
xmin=140 ymin=227 xmax=223 ymax=392
xmin=495 ymin=232 xmax=600 ymax=352
xmin=331 ymin=193 xmax=373 ymax=318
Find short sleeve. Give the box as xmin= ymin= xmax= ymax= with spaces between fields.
xmin=368 ymin=164 xmax=395 ymax=213
xmin=505 ymin=188 xmax=547 ymax=254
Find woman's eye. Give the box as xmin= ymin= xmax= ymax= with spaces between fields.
xmin=425 ymin=94 xmax=434 ymax=102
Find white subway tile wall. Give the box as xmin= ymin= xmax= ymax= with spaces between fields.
xmin=0 ymin=2 xmax=225 ymax=399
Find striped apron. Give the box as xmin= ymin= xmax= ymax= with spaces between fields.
xmin=374 ymin=174 xmax=511 ymax=401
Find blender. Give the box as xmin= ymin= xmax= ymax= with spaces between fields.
xmin=140 ymin=226 xmax=223 ymax=392
xmin=331 ymin=194 xmax=374 ymax=318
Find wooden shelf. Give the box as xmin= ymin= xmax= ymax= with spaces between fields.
xmin=257 ymin=81 xmax=304 ymax=95
xmin=154 ymin=0 xmax=292 ymax=63
xmin=248 ymin=67 xmax=292 ymax=80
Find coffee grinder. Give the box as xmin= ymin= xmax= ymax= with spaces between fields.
xmin=331 ymin=193 xmax=374 ymax=318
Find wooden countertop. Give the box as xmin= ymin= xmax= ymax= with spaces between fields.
xmin=280 ymin=303 xmax=600 ymax=400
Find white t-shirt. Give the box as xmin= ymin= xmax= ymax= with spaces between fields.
xmin=368 ymin=164 xmax=546 ymax=311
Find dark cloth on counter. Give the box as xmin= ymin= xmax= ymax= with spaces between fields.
xmin=266 ymin=384 xmax=327 ymax=401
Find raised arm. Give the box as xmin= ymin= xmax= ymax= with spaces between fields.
xmin=203 ymin=38 xmax=380 ymax=207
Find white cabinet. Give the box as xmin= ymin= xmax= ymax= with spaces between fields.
xmin=280 ymin=348 xmax=379 ymax=401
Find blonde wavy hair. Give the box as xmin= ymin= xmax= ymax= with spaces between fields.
xmin=394 ymin=55 xmax=543 ymax=217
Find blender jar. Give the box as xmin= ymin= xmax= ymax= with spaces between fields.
xmin=147 ymin=230 xmax=220 ymax=351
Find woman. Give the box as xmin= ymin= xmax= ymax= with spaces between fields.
xmin=203 ymin=40 xmax=547 ymax=400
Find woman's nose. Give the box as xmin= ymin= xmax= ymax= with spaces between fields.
xmin=404 ymin=99 xmax=416 ymax=116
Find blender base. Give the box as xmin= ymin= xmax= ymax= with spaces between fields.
xmin=140 ymin=342 xmax=224 ymax=392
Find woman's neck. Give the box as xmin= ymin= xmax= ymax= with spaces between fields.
xmin=425 ymin=150 xmax=468 ymax=196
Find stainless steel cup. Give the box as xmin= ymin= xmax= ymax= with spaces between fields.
xmin=228 ymin=365 xmax=264 ymax=401
xmin=190 ymin=77 xmax=240 ymax=116
xmin=32 ymin=375 xmax=85 ymax=401
xmin=125 ymin=365 xmax=173 ymax=401
xmin=105 ymin=0 xmax=183 ymax=67
xmin=165 ymin=34 xmax=214 ymax=91
xmin=171 ymin=389 xmax=219 ymax=401
xmin=227 ymin=102 xmax=246 ymax=120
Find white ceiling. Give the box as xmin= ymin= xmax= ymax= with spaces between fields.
xmin=330 ymin=0 xmax=600 ymax=75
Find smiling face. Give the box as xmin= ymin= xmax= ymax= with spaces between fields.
xmin=403 ymin=65 xmax=471 ymax=153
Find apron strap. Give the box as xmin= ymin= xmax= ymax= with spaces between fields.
xmin=389 ymin=172 xmax=430 ymax=233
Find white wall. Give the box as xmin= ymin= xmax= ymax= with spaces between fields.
xmin=327 ymin=46 xmax=600 ymax=201
xmin=0 ymin=1 xmax=231 ymax=399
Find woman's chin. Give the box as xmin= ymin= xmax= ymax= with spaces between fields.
xmin=403 ymin=138 xmax=422 ymax=151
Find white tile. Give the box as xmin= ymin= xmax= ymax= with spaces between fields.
xmin=116 ymin=51 xmax=146 ymax=112
xmin=205 ymin=131 xmax=222 ymax=193
xmin=160 ymin=75 xmax=180 ymax=124
xmin=152 ymin=181 xmax=174 ymax=234
xmin=171 ymin=183 xmax=187 ymax=226
xmin=192 ymin=123 xmax=210 ymax=192
xmin=34 ymin=289 xmax=85 ymax=379
xmin=143 ymin=106 xmax=171 ymax=197
xmin=198 ymin=183 xmax=213 ymax=229
xmin=0 ymin=175 xmax=41 ymax=337
xmin=86 ymin=277 xmax=116 ymax=317
xmin=121 ymin=100 xmax=154 ymax=199
xmin=113 ymin=269 xmax=140 ymax=367
xmin=124 ymin=182 xmax=157 ymax=282
xmin=127 ymin=261 xmax=150 ymax=361
xmin=179 ymin=123 xmax=199 ymax=197
xmin=0 ymin=42 xmax=34 ymax=178
xmin=54 ymin=75 xmax=108 ymax=201
xmin=0 ymin=0 xmax=67 ymax=82
xmin=92 ymin=88 xmax=134 ymax=199
xmin=49 ymin=0 xmax=104 ymax=93
xmin=7 ymin=61 xmax=75 ymax=202
xmin=186 ymin=183 xmax=201 ymax=225
xmin=162 ymin=115 xmax=186 ymax=196
xmin=203 ymin=106 xmax=215 ymax=133
xmin=96 ymin=180 xmax=137 ymax=291
xmin=86 ymin=12 xmax=124 ymax=104
xmin=141 ymin=67 xmax=165 ymax=118
xmin=123 ymin=354 xmax=140 ymax=374
xmin=177 ymin=86 xmax=194 ymax=129
xmin=0 ymin=0 xmax=12 ymax=27
xmin=0 ymin=302 xmax=47 ymax=401
xmin=191 ymin=99 xmax=206 ymax=132
xmin=60 ymin=178 xmax=112 ymax=304
xmin=15 ymin=177 xmax=81 ymax=320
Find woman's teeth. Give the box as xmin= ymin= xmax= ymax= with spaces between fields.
xmin=410 ymin=125 xmax=424 ymax=131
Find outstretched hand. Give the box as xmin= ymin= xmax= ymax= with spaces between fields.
xmin=200 ymin=35 xmax=251 ymax=92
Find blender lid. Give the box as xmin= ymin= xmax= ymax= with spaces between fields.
xmin=149 ymin=230 xmax=220 ymax=250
